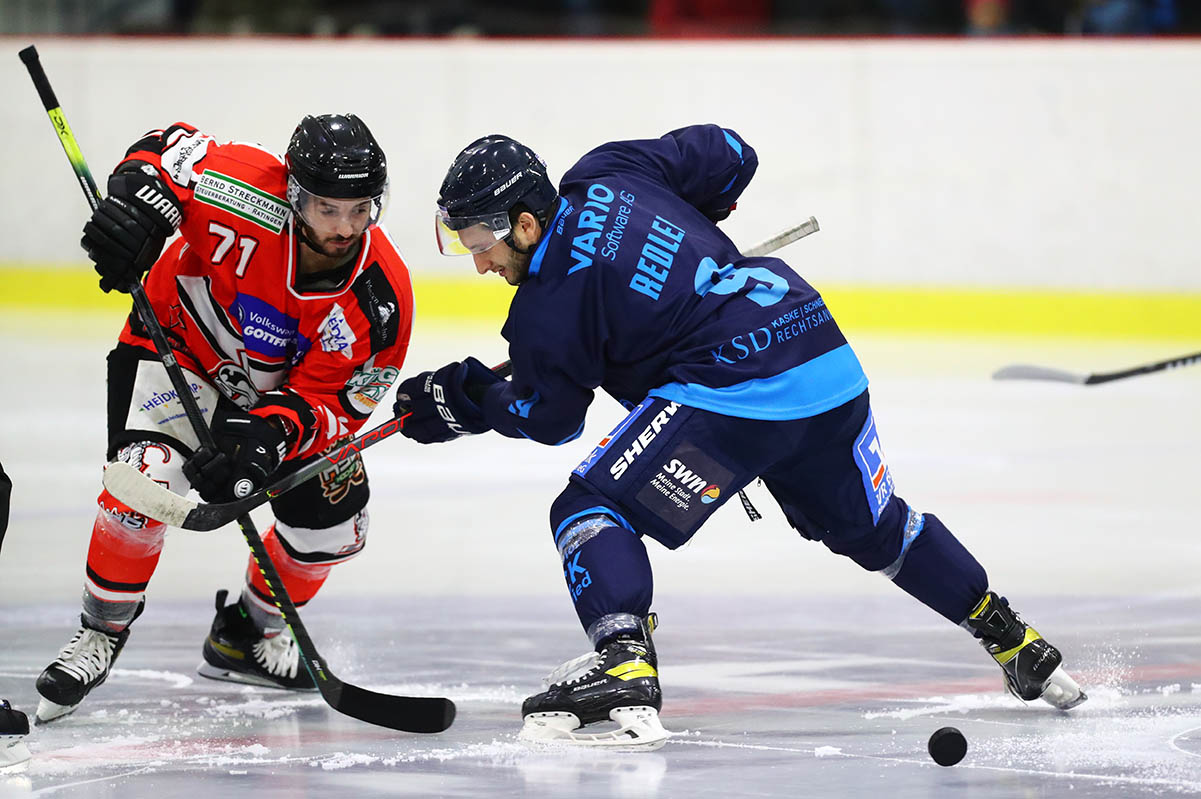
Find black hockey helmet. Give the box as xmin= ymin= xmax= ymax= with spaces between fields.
xmin=286 ymin=114 xmax=388 ymax=227
xmin=435 ymin=135 xmax=557 ymax=255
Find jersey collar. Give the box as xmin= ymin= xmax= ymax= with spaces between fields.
xmin=527 ymin=197 xmax=569 ymax=279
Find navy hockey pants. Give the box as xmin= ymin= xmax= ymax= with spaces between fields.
xmin=550 ymin=389 xmax=988 ymax=633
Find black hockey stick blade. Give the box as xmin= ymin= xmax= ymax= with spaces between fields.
xmin=991 ymin=364 xmax=1087 ymax=384
xmin=993 ymin=350 xmax=1201 ymax=386
xmin=330 ymin=681 xmax=456 ymax=733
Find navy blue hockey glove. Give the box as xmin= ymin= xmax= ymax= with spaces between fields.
xmin=394 ymin=357 xmax=500 ymax=445
xmin=82 ymin=165 xmax=183 ymax=293
xmin=183 ymin=410 xmax=288 ymax=502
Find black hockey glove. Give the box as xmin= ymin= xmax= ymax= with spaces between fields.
xmin=183 ymin=410 xmax=288 ymax=502
xmin=82 ymin=165 xmax=183 ymax=293
xmin=394 ymin=357 xmax=499 ymax=445
xmin=703 ymin=201 xmax=736 ymax=224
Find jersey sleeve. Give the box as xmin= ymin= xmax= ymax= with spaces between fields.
xmin=118 ymin=123 xmax=289 ymax=234
xmin=118 ymin=123 xmax=215 ymax=202
xmin=250 ymin=256 xmax=414 ymax=460
xmin=564 ymin=124 xmax=758 ymax=220
xmin=474 ymin=280 xmax=602 ymax=446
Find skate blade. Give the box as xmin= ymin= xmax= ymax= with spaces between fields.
xmin=33 ymin=697 xmax=78 ymax=725
xmin=196 ymin=662 xmax=318 ymax=692
xmin=1040 ymin=666 xmax=1087 ymax=710
xmin=518 ymin=706 xmax=669 ymax=751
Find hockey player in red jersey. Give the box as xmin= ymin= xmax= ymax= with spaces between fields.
xmin=35 ymin=115 xmax=414 ymax=723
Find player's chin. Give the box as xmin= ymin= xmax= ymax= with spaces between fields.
xmin=321 ymin=240 xmax=356 ymax=257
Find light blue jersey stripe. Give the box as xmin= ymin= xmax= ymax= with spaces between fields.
xmin=648 ymin=344 xmax=868 ymax=420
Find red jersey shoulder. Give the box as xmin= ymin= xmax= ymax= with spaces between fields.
xmin=122 ymin=124 xmax=291 ymax=239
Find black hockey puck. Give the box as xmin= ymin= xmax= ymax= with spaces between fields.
xmin=928 ymin=726 xmax=966 ymax=767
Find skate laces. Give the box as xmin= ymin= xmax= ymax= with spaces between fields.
xmin=543 ymin=651 xmax=602 ymax=688
xmin=54 ymin=627 xmax=117 ymax=684
xmin=253 ymin=631 xmax=300 ymax=679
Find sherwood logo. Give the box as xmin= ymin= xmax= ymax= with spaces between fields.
xmin=609 ymin=402 xmax=680 ymax=480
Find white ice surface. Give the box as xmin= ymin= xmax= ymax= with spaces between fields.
xmin=1 ymin=313 xmax=1200 ymax=797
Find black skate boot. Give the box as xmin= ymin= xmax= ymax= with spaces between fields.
xmin=0 ymin=700 xmax=31 ymax=767
xmin=198 ymin=590 xmax=315 ymax=691
xmin=35 ymin=601 xmax=144 ymax=724
xmin=964 ymin=591 xmax=1087 ymax=710
xmin=520 ymin=615 xmax=666 ymax=749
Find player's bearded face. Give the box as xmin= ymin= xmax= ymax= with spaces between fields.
xmin=473 ymin=240 xmax=531 ymax=286
xmin=299 ymin=197 xmax=373 ymax=257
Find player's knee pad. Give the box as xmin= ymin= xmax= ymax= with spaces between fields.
xmin=93 ymin=440 xmax=188 ymax=538
xmin=822 ymin=494 xmax=912 ymax=572
xmin=554 ymin=512 xmax=653 ymax=632
xmin=887 ymin=510 xmax=988 ymax=623
xmin=273 ymin=508 xmax=368 ymax=567
xmin=269 ymin=449 xmax=369 ymax=530
xmin=113 ymin=440 xmax=190 ymax=499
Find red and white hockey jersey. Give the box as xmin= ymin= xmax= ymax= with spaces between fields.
xmin=116 ymin=123 xmax=414 ymax=460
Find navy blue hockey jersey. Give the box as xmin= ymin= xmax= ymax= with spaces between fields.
xmin=475 ymin=124 xmax=867 ymax=445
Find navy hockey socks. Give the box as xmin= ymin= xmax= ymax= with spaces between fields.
xmin=889 ymin=512 xmax=989 ymax=623
xmin=558 ymin=522 xmax=654 ymax=632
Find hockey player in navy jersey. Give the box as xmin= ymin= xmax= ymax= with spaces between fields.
xmin=395 ymin=125 xmax=1086 ymax=748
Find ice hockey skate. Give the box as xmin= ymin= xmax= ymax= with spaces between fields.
xmin=198 ymin=590 xmax=315 ymax=691
xmin=965 ymin=591 xmax=1087 ymax=710
xmin=519 ymin=630 xmax=667 ymax=751
xmin=35 ymin=603 xmax=142 ymax=724
xmin=0 ymin=700 xmax=31 ymax=768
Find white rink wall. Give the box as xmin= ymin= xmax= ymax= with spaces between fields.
xmin=3 ymin=36 xmax=1201 ymax=291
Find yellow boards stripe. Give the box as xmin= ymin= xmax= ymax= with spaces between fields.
xmin=3 ymin=266 xmax=1199 ymax=339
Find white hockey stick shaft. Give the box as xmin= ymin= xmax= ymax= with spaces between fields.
xmin=742 ymin=216 xmax=819 ymax=257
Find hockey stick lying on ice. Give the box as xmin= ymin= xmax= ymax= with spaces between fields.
xmin=992 ymin=350 xmax=1201 ymax=385
xmin=105 ymin=216 xmax=821 ymax=531
xmin=20 ymin=44 xmax=454 ymax=734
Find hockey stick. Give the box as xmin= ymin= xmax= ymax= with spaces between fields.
xmin=21 ymin=44 xmax=454 ymax=734
xmin=992 ymin=350 xmax=1201 ymax=385
xmin=104 ymin=217 xmax=821 ymax=530
xmin=742 ymin=216 xmax=819 ymax=257
xmin=105 ymin=358 xmax=515 ymax=530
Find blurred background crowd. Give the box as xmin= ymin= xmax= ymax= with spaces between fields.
xmin=0 ymin=0 xmax=1195 ymax=37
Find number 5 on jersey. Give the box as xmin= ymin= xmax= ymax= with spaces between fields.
xmin=208 ymin=221 xmax=258 ymax=277
xmin=694 ymin=256 xmax=788 ymax=307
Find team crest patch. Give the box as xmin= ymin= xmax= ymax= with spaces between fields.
xmin=319 ymin=303 xmax=356 ymax=359
xmin=194 ymin=170 xmax=290 ymax=233
xmin=853 ymin=410 xmax=894 ymax=524
xmin=343 ymin=354 xmax=400 ymax=415
xmin=161 ymin=129 xmax=211 ymax=188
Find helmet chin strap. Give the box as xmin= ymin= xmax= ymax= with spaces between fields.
xmin=295 ymin=218 xmax=320 ymax=252
xmin=506 ymin=235 xmax=537 ymax=256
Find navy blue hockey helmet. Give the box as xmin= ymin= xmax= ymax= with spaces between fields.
xmin=435 ymin=135 xmax=557 ymax=256
xmin=286 ymin=114 xmax=388 ymax=226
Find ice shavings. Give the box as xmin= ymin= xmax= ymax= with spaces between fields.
xmin=110 ymin=669 xmax=194 ymax=689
